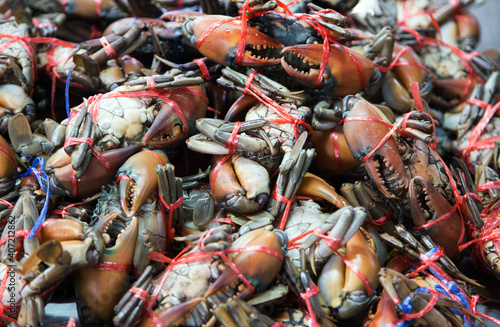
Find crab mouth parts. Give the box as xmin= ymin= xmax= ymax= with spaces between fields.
xmin=371 ymin=156 xmax=406 ymax=198
xmin=283 ymin=51 xmax=320 ymax=76
xmin=245 ymin=44 xmax=282 ymax=62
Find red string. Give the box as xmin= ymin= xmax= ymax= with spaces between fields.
xmin=273 ymin=185 xmax=295 ymax=230
xmin=93 ymin=262 xmax=132 ymax=273
xmin=413 ymin=37 xmax=485 ymax=101
xmin=387 ymin=291 xmax=439 ymax=327
xmin=0 ymin=199 xmax=13 ymax=209
xmin=99 ymin=37 xmax=117 ymax=59
xmin=242 ymin=70 xmax=312 ymax=137
xmin=95 ymin=0 xmax=102 ymax=18
xmin=300 ymin=284 xmax=320 ymax=327
xmin=193 ymin=58 xmax=210 ymax=80
xmin=460 ymin=101 xmax=500 ymax=170
xmin=477 ymin=181 xmax=500 ymax=192
xmin=129 ymin=286 xmax=150 ymax=304
xmin=288 ymin=227 xmax=374 ymax=297
xmin=0 ymin=229 xmax=41 ymax=246
xmin=141 ymin=149 xmax=165 ymax=166
xmin=366 ymin=212 xmax=394 ymax=226
xmin=31 ymin=37 xmax=77 ymax=117
xmin=410 ymin=82 xmax=424 ymax=112
xmin=158 ymin=193 xmax=183 ymax=249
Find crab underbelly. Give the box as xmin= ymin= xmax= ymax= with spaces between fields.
xmin=97 ymin=97 xmax=154 ymax=144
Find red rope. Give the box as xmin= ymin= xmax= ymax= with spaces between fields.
xmin=99 ymin=37 xmax=117 ymax=59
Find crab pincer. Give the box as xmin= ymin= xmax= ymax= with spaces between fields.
xmin=117 ymin=150 xmax=168 ymax=217
xmin=182 ymin=15 xmax=284 ymax=67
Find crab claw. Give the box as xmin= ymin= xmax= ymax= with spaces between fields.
xmin=343 ymin=96 xmax=409 ymax=199
xmin=318 ymin=230 xmax=380 ymax=320
xmin=210 ymin=155 xmax=270 ymax=214
xmin=205 ymin=229 xmax=285 ymax=299
xmin=281 ymin=43 xmax=374 ymax=96
xmin=75 ymin=217 xmax=138 ymax=325
xmin=182 ymin=15 xmax=284 ymax=67
xmin=46 ymin=145 xmax=142 ymax=197
xmin=141 ymin=86 xmax=208 ymax=147
xmin=409 ymin=176 xmax=463 ymax=257
xmin=117 ymin=150 xmax=168 ymax=217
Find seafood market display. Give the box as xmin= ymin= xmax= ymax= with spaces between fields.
xmin=1 ymin=0 xmax=500 ymax=326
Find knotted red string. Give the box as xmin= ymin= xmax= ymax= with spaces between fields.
xmin=300 ymin=284 xmax=320 ymax=327
xmin=158 ymin=195 xmax=183 ymax=249
xmin=63 ymin=136 xmax=116 ymax=196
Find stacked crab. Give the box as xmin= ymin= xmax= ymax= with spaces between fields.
xmin=0 ymin=0 xmax=499 ymax=326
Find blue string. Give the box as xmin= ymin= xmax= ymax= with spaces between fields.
xmin=65 ymin=69 xmax=72 ymax=118
xmin=17 ymin=157 xmax=51 ymax=239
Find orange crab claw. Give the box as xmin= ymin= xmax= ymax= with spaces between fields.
xmin=409 ymin=176 xmax=464 ymax=257
xmin=205 ymin=229 xmax=284 ymax=299
xmin=365 ymin=291 xmax=399 ymax=327
xmin=343 ymin=96 xmax=409 ymax=199
xmin=118 ymin=150 xmax=168 ymax=217
xmin=75 ymin=217 xmax=138 ymax=325
xmin=40 ymin=219 xmax=87 ymax=243
xmin=182 ymin=15 xmax=284 ymax=67
xmin=281 ymin=43 xmax=374 ymax=96
xmin=296 ymin=172 xmax=349 ymax=208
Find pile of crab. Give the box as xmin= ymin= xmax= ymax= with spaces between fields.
xmin=1 ymin=0 xmax=500 ymax=326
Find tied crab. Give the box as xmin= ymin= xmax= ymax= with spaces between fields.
xmin=9 ymin=74 xmax=208 ymax=197
xmin=113 ymin=226 xmax=287 ymax=327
